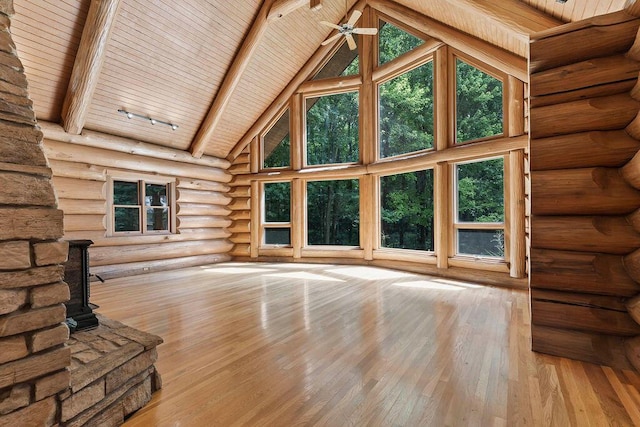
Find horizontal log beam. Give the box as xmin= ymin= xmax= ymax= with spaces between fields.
xmin=43 ymin=140 xmax=230 ymax=183
xmin=530 ymin=93 xmax=640 ymax=139
xmin=531 ymin=215 xmax=640 ymax=254
xmin=530 ymin=55 xmax=640 ymax=97
xmin=91 ymin=253 xmax=231 ymax=280
xmin=177 ymin=216 xmax=232 ymax=229
xmin=530 ymin=79 xmax=637 ymax=108
xmin=530 ymin=12 xmax=640 ymax=73
xmin=40 ymin=121 xmax=229 ymax=169
xmin=530 ymin=130 xmax=640 ymax=171
xmin=530 ymin=248 xmax=640 ymax=297
xmin=531 ymin=299 xmax=640 ymax=336
xmin=531 ymin=324 xmax=632 ymax=369
xmin=531 ymin=168 xmax=640 ymax=215
xmin=90 ymin=239 xmax=232 ymax=267
xmin=175 ymin=188 xmax=231 ymax=206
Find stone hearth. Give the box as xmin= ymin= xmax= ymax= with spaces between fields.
xmin=60 ymin=315 xmax=162 ymax=426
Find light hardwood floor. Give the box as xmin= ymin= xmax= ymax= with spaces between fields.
xmin=90 ymin=263 xmax=640 ymax=426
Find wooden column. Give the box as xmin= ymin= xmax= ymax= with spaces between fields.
xmin=292 ymin=178 xmax=304 ymax=258
xmin=61 ymin=0 xmax=122 ymax=135
xmin=360 ymin=6 xmax=375 ymax=165
xmin=250 ymin=136 xmax=259 ymax=174
xmin=435 ymin=162 xmax=449 ymax=269
xmin=360 ymin=174 xmax=375 ymax=260
xmin=509 ymin=150 xmax=526 ymax=278
xmin=434 ymin=46 xmax=449 ymax=151
xmin=507 ymin=76 xmax=525 ymax=137
xmin=250 ymin=181 xmax=260 ymax=258
xmin=291 ymin=94 xmax=303 ymax=170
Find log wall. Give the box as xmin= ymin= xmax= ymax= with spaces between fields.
xmin=228 ymin=146 xmax=251 ymax=258
xmin=41 ymin=125 xmax=233 ymax=279
xmin=529 ymin=11 xmax=640 ymax=370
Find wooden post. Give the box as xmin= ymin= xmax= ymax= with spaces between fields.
xmin=509 ymin=150 xmax=526 ymax=278
xmin=435 ymin=162 xmax=449 ymax=269
xmin=291 ymin=94 xmax=303 ymax=170
xmin=360 ymin=175 xmax=375 ymax=260
xmin=61 ymin=0 xmax=122 ymax=135
xmin=507 ymin=76 xmax=525 ymax=137
xmin=360 ymin=6 xmax=375 ymax=165
xmin=292 ymin=179 xmax=304 ymax=258
xmin=250 ymin=181 xmax=260 ymax=258
xmin=250 ymin=136 xmax=259 ymax=174
xmin=434 ymin=46 xmax=449 ymax=151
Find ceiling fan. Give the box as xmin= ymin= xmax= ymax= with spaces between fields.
xmin=319 ymin=2 xmax=377 ymax=51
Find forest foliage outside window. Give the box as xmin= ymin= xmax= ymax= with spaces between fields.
xmin=456 ymin=59 xmax=503 ymax=143
xmin=263 ymin=182 xmax=291 ymax=245
xmin=455 ymin=158 xmax=504 ymax=257
xmin=306 ymin=91 xmax=359 ymax=165
xmin=307 ymin=179 xmax=359 ymax=246
xmin=378 ymin=20 xmax=423 ymax=65
xmin=379 ymin=61 xmax=434 ymax=158
xmin=112 ymin=179 xmax=172 ymax=234
xmin=381 ymin=169 xmax=434 ymax=251
xmin=263 ymin=109 xmax=290 ymax=169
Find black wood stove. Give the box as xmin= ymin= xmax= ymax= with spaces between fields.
xmin=64 ymin=240 xmax=99 ymax=332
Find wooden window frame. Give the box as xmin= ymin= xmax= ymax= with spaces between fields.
xmin=260 ymin=105 xmax=292 ymax=172
xmin=451 ymin=155 xmax=507 ymax=264
xmin=450 ymin=50 xmax=508 ymax=147
xmin=107 ymin=172 xmax=176 ymax=237
xmin=260 ymin=181 xmax=292 ymax=248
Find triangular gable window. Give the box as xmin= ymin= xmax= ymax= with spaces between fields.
xmin=378 ymin=20 xmax=423 ymax=65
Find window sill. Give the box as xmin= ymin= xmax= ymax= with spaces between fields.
xmin=302 ymin=246 xmax=364 ymax=259
xmin=448 ymin=256 xmax=509 ymax=273
xmin=374 ymin=248 xmax=437 ymax=264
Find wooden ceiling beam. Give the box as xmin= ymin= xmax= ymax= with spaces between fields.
xmin=369 ymin=0 xmax=528 ymax=82
xmin=190 ymin=0 xmax=277 ymax=158
xmin=61 ymin=0 xmax=122 ymax=135
xmin=446 ymin=0 xmax=562 ymax=37
xmin=268 ymin=0 xmax=323 ymax=21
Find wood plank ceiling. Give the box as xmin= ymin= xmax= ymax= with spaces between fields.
xmin=10 ymin=0 xmax=629 ymax=159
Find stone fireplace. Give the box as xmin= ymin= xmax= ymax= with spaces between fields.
xmin=0 ymin=1 xmax=161 ymax=424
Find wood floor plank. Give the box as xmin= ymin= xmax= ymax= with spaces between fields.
xmin=88 ymin=262 xmax=640 ymax=426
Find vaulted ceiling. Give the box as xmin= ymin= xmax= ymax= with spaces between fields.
xmin=11 ymin=0 xmax=629 ymax=159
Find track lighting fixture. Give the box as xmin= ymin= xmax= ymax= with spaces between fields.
xmin=118 ymin=109 xmax=178 ymax=130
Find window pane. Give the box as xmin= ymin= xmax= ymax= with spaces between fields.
xmin=265 ymin=228 xmax=291 ymax=245
xmin=457 ymin=158 xmax=504 ymax=223
xmin=313 ymin=42 xmax=359 ymax=79
xmin=147 ymin=207 xmax=168 ymax=231
xmin=381 ymin=170 xmax=434 ymax=251
xmin=115 ymin=207 xmax=140 ymax=232
xmin=263 ymin=109 xmax=290 ymax=168
xmin=458 ymin=229 xmax=504 ymax=257
xmin=378 ymin=20 xmax=423 ymax=65
xmin=145 ymin=184 xmax=167 ymax=207
xmin=113 ymin=181 xmax=138 ymax=205
xmin=379 ymin=61 xmax=434 ymax=158
xmin=306 ymin=92 xmax=359 ymax=165
xmin=456 ymin=59 xmax=503 ymax=143
xmin=307 ymin=180 xmax=359 ymax=246
xmin=264 ymin=182 xmax=290 ymax=223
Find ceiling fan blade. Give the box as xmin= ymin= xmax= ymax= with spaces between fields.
xmin=347 ymin=9 xmax=362 ymax=27
xmin=320 ymin=20 xmax=342 ymax=30
xmin=346 ymin=33 xmax=357 ymax=50
xmin=352 ymin=27 xmax=378 ymax=35
xmin=321 ymin=32 xmax=343 ymax=46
